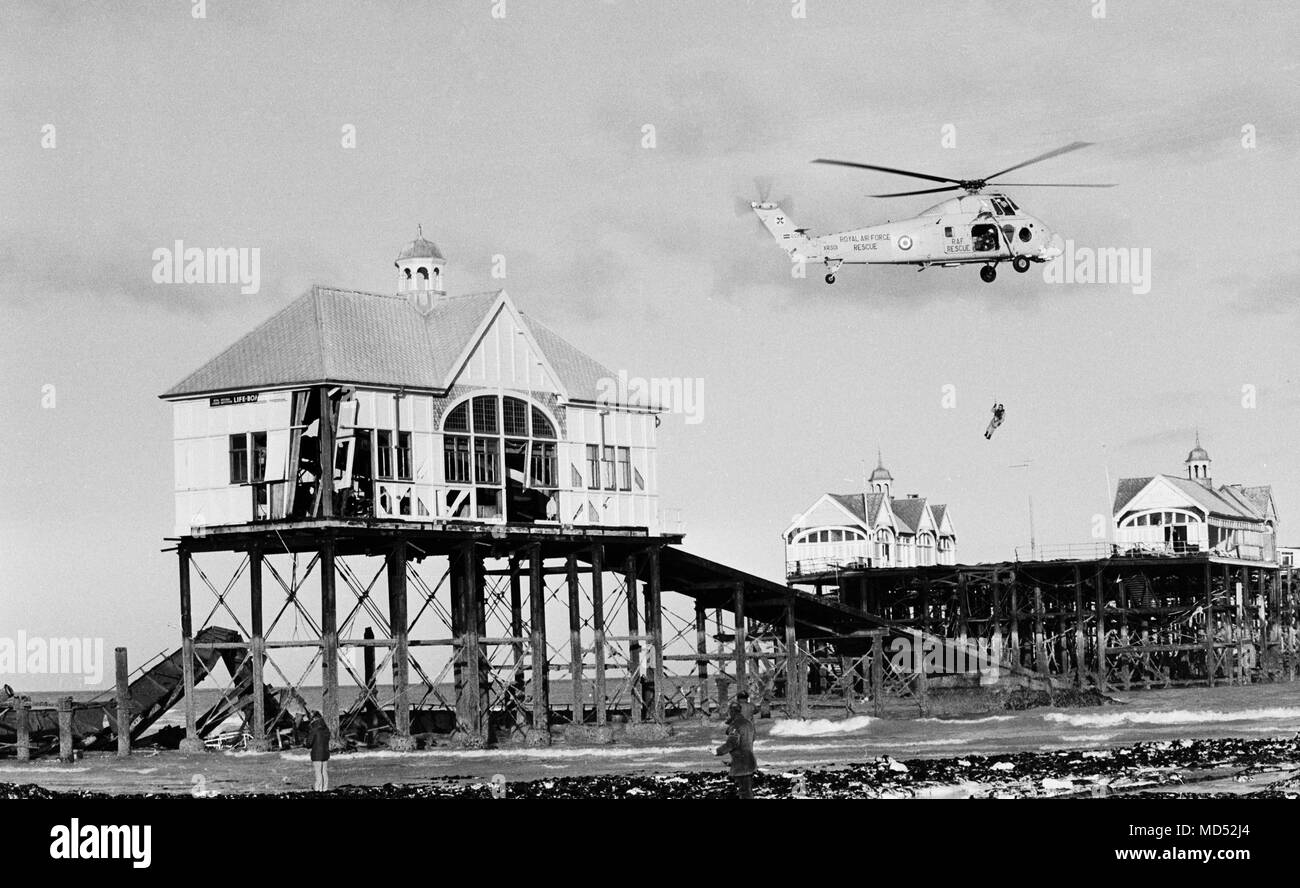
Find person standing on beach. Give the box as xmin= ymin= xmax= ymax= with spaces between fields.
xmin=308 ymin=711 xmax=331 ymax=792
xmin=714 ymin=700 xmax=757 ymax=799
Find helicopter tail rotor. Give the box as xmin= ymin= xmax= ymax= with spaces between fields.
xmin=736 ymin=177 xmax=794 ymax=217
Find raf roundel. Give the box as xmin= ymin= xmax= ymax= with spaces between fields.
xmin=897 ymin=235 xmax=913 ymax=251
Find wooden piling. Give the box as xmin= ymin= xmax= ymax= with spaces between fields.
xmin=463 ymin=545 xmax=485 ymax=742
xmin=957 ymin=571 xmax=970 ymax=647
xmin=1033 ymin=586 xmax=1048 ymax=675
xmin=694 ymin=601 xmax=709 ymax=711
xmin=15 ymin=698 xmax=30 ymax=761
xmin=733 ymin=581 xmax=747 ymax=695
xmin=57 ymin=696 xmax=74 ymax=763
xmin=590 ymin=544 xmax=607 ymax=726
xmin=566 ymin=553 xmax=583 ymax=724
xmin=249 ymin=545 xmax=266 ymax=746
xmin=1009 ymin=582 xmax=1021 ymax=667
xmin=1094 ymin=566 xmax=1107 ymax=690
xmin=178 ymin=545 xmax=199 ymax=747
xmin=991 ymin=571 xmax=1004 ymax=666
xmin=1206 ymin=562 xmax=1217 ymax=687
xmin=784 ymin=596 xmax=800 ymax=717
xmin=625 ymin=554 xmax=641 ymax=722
xmin=509 ymin=555 xmax=526 ymax=713
xmin=387 ymin=540 xmax=410 ymax=740
xmin=320 ymin=539 xmax=339 ymax=741
xmin=115 ymin=647 xmax=131 ymax=757
xmin=1073 ymin=564 xmax=1086 ymax=687
xmin=646 ymin=544 xmax=665 ymax=721
xmin=528 ymin=544 xmax=549 ymax=732
xmin=871 ymin=632 xmax=884 ymax=717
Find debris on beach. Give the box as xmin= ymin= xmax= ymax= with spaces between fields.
xmin=3 ymin=735 xmax=1297 ymax=800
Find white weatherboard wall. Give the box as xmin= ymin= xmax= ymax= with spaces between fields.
xmin=171 ymin=388 xmax=661 ymax=534
xmin=172 ymin=392 xmax=294 ymax=534
xmin=559 ymin=404 xmax=658 ymax=529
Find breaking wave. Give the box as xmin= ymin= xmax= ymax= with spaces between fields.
xmin=768 ymin=716 xmax=876 ymax=737
xmin=1044 ymin=707 xmax=1300 ymax=729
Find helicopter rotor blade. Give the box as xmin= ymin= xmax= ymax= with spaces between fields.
xmin=993 ymin=182 xmax=1116 ymax=188
xmin=812 ymin=158 xmax=957 ymax=185
xmin=868 ymin=185 xmax=963 ymax=198
xmin=983 ymin=141 xmax=1095 ymax=182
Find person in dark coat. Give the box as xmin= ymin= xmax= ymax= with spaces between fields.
xmin=307 ymin=711 xmax=331 ymax=791
xmin=714 ymin=700 xmax=757 ymax=798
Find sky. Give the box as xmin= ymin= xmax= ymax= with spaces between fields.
xmin=2 ymin=1 xmax=1298 ymax=690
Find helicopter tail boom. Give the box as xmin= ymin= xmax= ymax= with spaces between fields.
xmin=750 ymin=202 xmax=816 ymax=260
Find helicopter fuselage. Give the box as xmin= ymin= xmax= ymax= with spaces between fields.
xmin=752 ymin=191 xmax=1066 ymax=282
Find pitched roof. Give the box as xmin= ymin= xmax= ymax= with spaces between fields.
xmin=828 ymin=493 xmax=867 ymax=523
xmin=1114 ymin=474 xmax=1270 ymax=523
xmin=1166 ymin=476 xmax=1254 ymax=519
xmin=1240 ymin=486 xmax=1276 ymax=519
xmin=522 ymin=314 xmax=615 ymax=403
xmin=826 ymin=492 xmax=890 ymax=527
xmin=931 ymin=503 xmax=949 ymax=528
xmin=891 ymin=497 xmax=927 ymax=534
xmin=1113 ymin=477 xmax=1153 ymax=514
xmin=161 ymin=285 xmax=615 ymax=401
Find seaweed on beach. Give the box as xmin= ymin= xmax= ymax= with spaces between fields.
xmin=3 ymin=735 xmax=1297 ymax=800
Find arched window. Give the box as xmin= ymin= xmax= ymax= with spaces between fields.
xmin=404 ymin=268 xmax=412 ymax=279
xmin=417 ymin=267 xmax=429 ymax=281
xmin=918 ymin=532 xmax=935 ymax=565
xmin=792 ymin=527 xmax=866 ymax=546
xmin=875 ymin=529 xmax=893 ymax=563
xmin=443 ymin=395 xmax=559 ymax=522
xmin=1121 ymin=509 xmax=1200 ymax=528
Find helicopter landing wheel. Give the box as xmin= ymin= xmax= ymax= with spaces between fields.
xmin=980 ymin=265 xmax=997 ymax=283
xmin=1012 ymin=256 xmax=1030 ymax=274
xmin=825 ymin=273 xmax=836 ymax=284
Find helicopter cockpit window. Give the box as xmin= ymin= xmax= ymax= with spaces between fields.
xmin=971 ymin=224 xmax=999 ymax=252
xmin=991 ymin=197 xmax=1013 ymax=215
xmin=1004 ymin=197 xmax=1019 ymax=212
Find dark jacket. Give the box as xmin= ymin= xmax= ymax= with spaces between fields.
xmin=308 ymin=719 xmax=331 ymax=762
xmin=715 ymin=715 xmax=757 ymax=777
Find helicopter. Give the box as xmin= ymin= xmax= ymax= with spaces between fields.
xmin=749 ymin=141 xmax=1113 ymax=284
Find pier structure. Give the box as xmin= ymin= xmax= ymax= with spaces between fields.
xmin=790 ymin=551 xmax=1297 ymax=694
xmin=173 ymin=523 xmax=884 ymax=748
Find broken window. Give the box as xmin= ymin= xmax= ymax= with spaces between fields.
xmin=376 ymin=430 xmax=393 ymax=479
xmin=441 ymin=394 xmax=565 ymax=522
xmin=602 ymin=446 xmax=616 ymax=491
xmin=251 ymin=432 xmax=267 ymax=483
xmin=621 ymin=448 xmax=635 ymax=491
xmin=396 ymin=431 xmax=412 ymax=481
xmin=530 ymin=442 xmax=557 ymax=488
